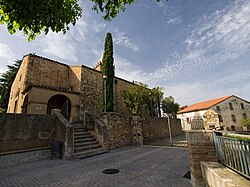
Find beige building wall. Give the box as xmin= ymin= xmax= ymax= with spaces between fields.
xmin=8 ymin=55 xmax=81 ymax=121
xmin=26 ymin=87 xmax=80 ymax=120
xmin=8 ymin=54 xmax=138 ymax=121
xmin=210 ymin=95 xmax=250 ymax=131
xmin=8 ymin=56 xmax=30 ymax=113
xmin=178 ymin=95 xmax=250 ymax=131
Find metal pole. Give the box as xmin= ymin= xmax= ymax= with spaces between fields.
xmin=167 ymin=114 xmax=173 ymax=146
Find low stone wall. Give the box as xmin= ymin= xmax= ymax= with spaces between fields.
xmin=0 ymin=114 xmax=57 ymax=153
xmin=102 ymin=115 xmax=183 ymax=149
xmin=102 ymin=113 xmax=132 ymax=149
xmin=0 ymin=148 xmax=51 ymax=168
xmin=143 ymin=117 xmax=183 ymax=141
xmin=201 ymin=162 xmax=250 ymax=187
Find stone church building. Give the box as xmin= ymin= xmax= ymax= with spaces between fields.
xmin=7 ymin=54 xmax=136 ymax=121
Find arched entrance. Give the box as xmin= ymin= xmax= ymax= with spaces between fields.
xmin=47 ymin=94 xmax=71 ymax=120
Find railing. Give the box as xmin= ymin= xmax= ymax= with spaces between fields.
xmin=213 ymin=131 xmax=250 ymax=180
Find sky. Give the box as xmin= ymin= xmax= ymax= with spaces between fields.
xmin=1 ymin=0 xmax=250 ymax=106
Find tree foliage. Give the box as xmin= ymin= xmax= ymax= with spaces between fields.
xmin=122 ymin=85 xmax=149 ymax=116
xmin=0 ymin=0 xmax=82 ymax=41
xmin=0 ymin=0 xmax=162 ymax=40
xmin=0 ymin=60 xmax=21 ymax=113
xmin=162 ymin=96 xmax=180 ymax=117
xmin=102 ymin=32 xmax=114 ymax=112
xmin=240 ymin=118 xmax=250 ymax=128
xmin=150 ymin=87 xmax=164 ymax=117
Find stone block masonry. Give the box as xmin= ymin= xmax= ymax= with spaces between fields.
xmin=185 ymin=130 xmax=217 ymax=187
xmin=0 ymin=113 xmax=56 ymax=153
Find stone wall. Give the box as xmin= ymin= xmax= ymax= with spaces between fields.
xmin=185 ymin=130 xmax=217 ymax=187
xmin=79 ymin=66 xmax=139 ymax=117
xmin=8 ymin=54 xmax=81 ymax=116
xmin=0 ymin=113 xmax=62 ymax=153
xmin=143 ymin=117 xmax=183 ymax=141
xmin=102 ymin=113 xmax=132 ymax=149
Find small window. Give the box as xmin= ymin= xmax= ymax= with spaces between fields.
xmin=241 ymin=103 xmax=245 ymax=110
xmin=229 ymin=103 xmax=233 ymax=110
xmin=243 ymin=113 xmax=247 ymax=119
xmin=19 ymin=74 xmax=22 ymax=81
xmin=231 ymin=114 xmax=236 ymax=122
xmin=187 ymin=117 xmax=190 ymax=123
xmin=216 ymin=106 xmax=220 ymax=111
xmin=231 ymin=125 xmax=236 ymax=131
xmin=115 ymin=80 xmax=118 ymax=84
xmin=218 ymin=115 xmax=223 ymax=122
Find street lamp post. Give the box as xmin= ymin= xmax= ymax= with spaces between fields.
xmin=103 ymin=74 xmax=107 ymax=113
xmin=167 ymin=114 xmax=173 ymax=146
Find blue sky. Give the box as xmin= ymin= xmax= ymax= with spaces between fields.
xmin=1 ymin=0 xmax=250 ymax=106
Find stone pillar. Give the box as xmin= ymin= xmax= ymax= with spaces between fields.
xmin=131 ymin=116 xmax=143 ymax=145
xmin=185 ymin=130 xmax=217 ymax=187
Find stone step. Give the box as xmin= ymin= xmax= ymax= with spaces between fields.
xmin=73 ymin=127 xmax=86 ymax=130
xmin=74 ymin=134 xmax=92 ymax=139
xmin=74 ymin=144 xmax=102 ymax=152
xmin=74 ymin=141 xmax=98 ymax=147
xmin=74 ymin=138 xmax=96 ymax=143
xmin=74 ymin=131 xmax=90 ymax=136
xmin=70 ymin=148 xmax=109 ymax=159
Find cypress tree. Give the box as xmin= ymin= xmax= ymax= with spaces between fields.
xmin=102 ymin=32 xmax=114 ymax=112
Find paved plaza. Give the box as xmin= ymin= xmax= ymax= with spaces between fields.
xmin=0 ymin=146 xmax=191 ymax=187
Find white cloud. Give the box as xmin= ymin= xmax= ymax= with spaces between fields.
xmin=39 ymin=32 xmax=78 ymax=62
xmin=0 ymin=43 xmax=13 ymax=59
xmin=113 ymin=30 xmax=139 ymax=52
xmin=0 ymin=43 xmax=17 ymax=73
xmin=114 ymin=54 xmax=147 ymax=82
xmin=148 ymin=0 xmax=250 ymax=83
xmin=158 ymin=2 xmax=182 ymax=24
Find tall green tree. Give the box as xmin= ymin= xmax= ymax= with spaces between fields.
xmin=122 ymin=84 xmax=149 ymax=116
xmin=102 ymin=32 xmax=114 ymax=112
xmin=162 ymin=96 xmax=180 ymax=118
xmin=0 ymin=0 xmax=162 ymax=40
xmin=150 ymin=87 xmax=164 ymax=117
xmin=0 ymin=60 xmax=21 ymax=113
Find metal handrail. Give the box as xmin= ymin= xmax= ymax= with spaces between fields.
xmin=213 ymin=132 xmax=250 ymax=180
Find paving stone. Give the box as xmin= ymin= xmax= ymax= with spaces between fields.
xmin=0 ymin=146 xmax=191 ymax=187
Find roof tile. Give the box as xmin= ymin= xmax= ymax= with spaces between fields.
xmin=178 ymin=95 xmax=232 ymax=114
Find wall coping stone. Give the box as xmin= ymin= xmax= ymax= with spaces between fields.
xmin=201 ymin=162 xmax=250 ymax=187
xmin=185 ymin=130 xmax=215 ymax=144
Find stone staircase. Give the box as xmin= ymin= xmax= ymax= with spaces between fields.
xmin=70 ymin=123 xmax=108 ymax=159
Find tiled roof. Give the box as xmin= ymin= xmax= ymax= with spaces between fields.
xmin=178 ymin=95 xmax=232 ymax=114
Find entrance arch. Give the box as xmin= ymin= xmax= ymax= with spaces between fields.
xmin=47 ymin=94 xmax=71 ymax=120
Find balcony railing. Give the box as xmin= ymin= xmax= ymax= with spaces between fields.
xmin=213 ymin=131 xmax=250 ymax=180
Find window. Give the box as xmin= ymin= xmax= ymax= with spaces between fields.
xmin=231 ymin=125 xmax=236 ymax=131
xmin=216 ymin=106 xmax=221 ymax=111
xmin=187 ymin=117 xmax=190 ymax=123
xmin=243 ymin=113 xmax=247 ymax=119
xmin=218 ymin=115 xmax=223 ymax=122
xmin=115 ymin=80 xmax=118 ymax=84
xmin=241 ymin=103 xmax=245 ymax=110
xmin=229 ymin=103 xmax=233 ymax=110
xmin=231 ymin=114 xmax=236 ymax=122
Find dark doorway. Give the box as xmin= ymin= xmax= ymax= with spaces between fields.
xmin=47 ymin=94 xmax=71 ymax=120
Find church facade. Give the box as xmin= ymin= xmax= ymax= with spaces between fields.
xmin=7 ymin=54 xmax=137 ymax=121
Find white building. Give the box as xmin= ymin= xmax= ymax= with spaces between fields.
xmin=177 ymin=95 xmax=250 ymax=131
